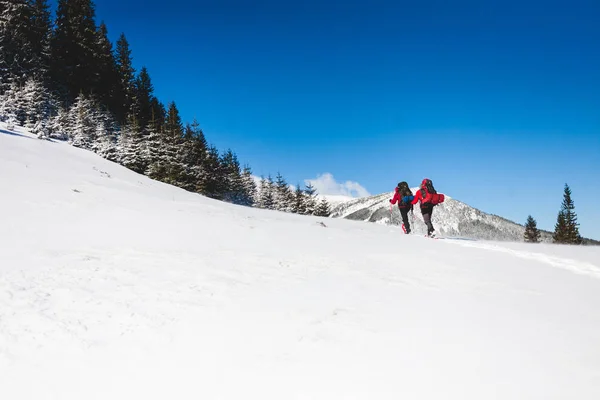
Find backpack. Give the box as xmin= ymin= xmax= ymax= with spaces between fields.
xmin=420 ymin=179 xmax=445 ymax=205
xmin=397 ymin=181 xmax=414 ymax=206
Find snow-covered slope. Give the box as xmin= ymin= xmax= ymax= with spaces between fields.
xmin=2 ymin=123 xmax=600 ymax=400
xmin=330 ymin=191 xmax=556 ymax=242
xmin=318 ymin=193 xmax=354 ymax=208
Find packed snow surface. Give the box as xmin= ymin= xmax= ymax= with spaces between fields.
xmin=1 ymin=124 xmax=600 ymax=399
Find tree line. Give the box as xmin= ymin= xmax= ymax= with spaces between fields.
xmin=0 ymin=0 xmax=330 ymax=217
xmin=524 ymin=184 xmax=584 ymax=244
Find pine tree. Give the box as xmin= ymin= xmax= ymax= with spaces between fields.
xmin=28 ymin=0 xmax=52 ymax=82
xmin=51 ymin=0 xmax=101 ymax=103
xmin=132 ymin=67 xmax=154 ymax=129
xmin=524 ymin=215 xmax=541 ymax=243
xmin=115 ymin=33 xmax=135 ymax=122
xmin=146 ymin=101 xmax=184 ymax=185
xmin=274 ymin=172 xmax=293 ymax=212
xmin=0 ymin=79 xmax=54 ymax=126
xmin=145 ymin=121 xmax=167 ymax=178
xmin=553 ymin=211 xmax=567 ymax=244
xmin=68 ymin=93 xmax=96 ymax=149
xmin=0 ymin=82 xmax=24 ymax=124
xmin=240 ymin=165 xmax=257 ymax=207
xmin=0 ymin=0 xmax=35 ymax=92
xmin=314 ymin=198 xmax=331 ymax=217
xmin=553 ymin=184 xmax=583 ymax=244
xmin=21 ymin=77 xmax=56 ymax=127
xmin=47 ymin=106 xmax=70 ymax=140
xmin=165 ymin=101 xmax=183 ymax=138
xmin=118 ymin=120 xmax=148 ymax=173
xmin=95 ymin=22 xmax=119 ymax=111
xmin=176 ymin=120 xmax=207 ymax=192
xmin=163 ymin=101 xmax=186 ymax=185
xmin=304 ymin=182 xmax=318 ymax=215
xmin=90 ymin=106 xmax=118 ymax=160
xmin=291 ymin=184 xmax=307 ymax=214
xmin=220 ymin=149 xmax=246 ymax=204
xmin=258 ymin=175 xmax=275 ymax=210
xmin=201 ymin=145 xmax=226 ymax=199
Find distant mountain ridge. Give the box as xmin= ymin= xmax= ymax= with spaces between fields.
xmin=330 ymin=189 xmax=599 ymax=244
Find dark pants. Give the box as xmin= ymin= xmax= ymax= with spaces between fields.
xmin=399 ymin=206 xmax=412 ymax=233
xmin=421 ymin=206 xmax=434 ymax=235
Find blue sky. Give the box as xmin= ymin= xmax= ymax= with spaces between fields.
xmin=50 ymin=0 xmax=599 ymax=238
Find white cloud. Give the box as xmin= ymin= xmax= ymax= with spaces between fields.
xmin=305 ymin=173 xmax=370 ymax=198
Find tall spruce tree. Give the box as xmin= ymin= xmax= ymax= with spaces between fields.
xmin=304 ymin=182 xmax=318 ymax=215
xmin=51 ymin=0 xmax=101 ymax=103
xmin=115 ymin=33 xmax=135 ymax=122
xmin=274 ymin=172 xmax=293 ymax=212
xmin=149 ymin=97 xmax=166 ymax=133
xmin=291 ymin=184 xmax=307 ymax=214
xmin=118 ymin=119 xmax=148 ymax=173
xmin=241 ymin=165 xmax=257 ymax=207
xmin=176 ymin=120 xmax=207 ymax=192
xmin=148 ymin=101 xmax=184 ymax=185
xmin=314 ymin=198 xmax=331 ymax=217
xmin=29 ymin=0 xmax=52 ymax=82
xmin=524 ymin=215 xmax=541 ymax=243
xmin=132 ymin=67 xmax=154 ymax=129
xmin=0 ymin=0 xmax=34 ymax=92
xmin=91 ymin=108 xmax=118 ymax=161
xmin=553 ymin=211 xmax=567 ymax=243
xmin=220 ymin=149 xmax=246 ymax=205
xmin=258 ymin=176 xmax=275 ymax=210
xmin=202 ymin=145 xmax=226 ymax=199
xmin=95 ymin=22 xmax=119 ymax=111
xmin=553 ymin=184 xmax=582 ymax=244
xmin=68 ymin=93 xmax=96 ymax=149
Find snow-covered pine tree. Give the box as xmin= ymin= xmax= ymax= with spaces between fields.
xmin=291 ymin=184 xmax=307 ymax=214
xmin=162 ymin=101 xmax=186 ymax=186
xmin=176 ymin=120 xmax=207 ymax=192
xmin=524 ymin=215 xmax=541 ymax=243
xmin=0 ymin=82 xmax=20 ymax=123
xmin=314 ymin=198 xmax=331 ymax=217
xmin=274 ymin=172 xmax=293 ymax=212
xmin=303 ymin=182 xmax=318 ymax=215
xmin=200 ymin=145 xmax=226 ymax=199
xmin=91 ymin=106 xmax=118 ymax=161
xmin=68 ymin=94 xmax=96 ymax=149
xmin=29 ymin=0 xmax=52 ymax=82
xmin=553 ymin=184 xmax=583 ymax=244
xmin=144 ymin=120 xmax=167 ymax=179
xmin=258 ymin=175 xmax=276 ymax=210
xmin=21 ymin=78 xmax=56 ymax=125
xmin=241 ymin=165 xmax=257 ymax=207
xmin=0 ymin=0 xmax=34 ymax=92
xmin=118 ymin=119 xmax=147 ymax=173
xmin=220 ymin=149 xmax=246 ymax=204
xmin=47 ymin=106 xmax=69 ymax=140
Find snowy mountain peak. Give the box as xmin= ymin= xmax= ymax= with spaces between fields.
xmin=329 ymin=189 xmax=551 ymax=242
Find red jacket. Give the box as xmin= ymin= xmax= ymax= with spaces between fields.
xmin=390 ymin=187 xmax=402 ymax=205
xmin=390 ymin=188 xmax=412 ymax=208
xmin=411 ymin=188 xmax=433 ymax=206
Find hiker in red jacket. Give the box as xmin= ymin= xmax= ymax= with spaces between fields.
xmin=412 ymin=178 xmax=438 ymax=237
xmin=389 ymin=181 xmax=414 ymax=234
